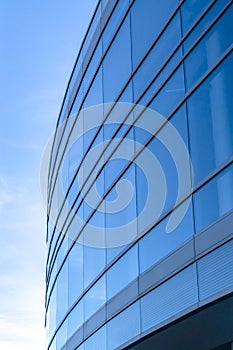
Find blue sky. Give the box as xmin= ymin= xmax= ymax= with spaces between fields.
xmin=0 ymin=1 xmax=97 ymax=348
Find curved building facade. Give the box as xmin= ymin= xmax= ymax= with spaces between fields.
xmin=45 ymin=0 xmax=233 ymax=349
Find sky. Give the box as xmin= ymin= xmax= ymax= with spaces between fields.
xmin=0 ymin=1 xmax=98 ymax=349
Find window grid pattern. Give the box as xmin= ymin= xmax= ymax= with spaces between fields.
xmin=46 ymin=0 xmax=233 ymax=349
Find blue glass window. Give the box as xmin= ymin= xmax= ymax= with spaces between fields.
xmin=56 ymin=260 xmax=68 ymax=327
xmin=105 ymin=161 xmax=137 ymax=234
xmin=107 ymin=244 xmax=139 ymax=299
xmin=182 ymin=0 xmax=231 ymax=53
xmin=132 ymin=13 xmax=181 ymax=103
xmin=56 ymin=319 xmax=67 ymax=350
xmin=83 ymin=64 xmax=103 ymax=109
xmin=70 ymin=82 xmax=84 ymax=116
xmin=67 ymin=118 xmax=84 ymax=192
xmin=83 ymin=245 xmax=106 ymax=288
xmin=84 ymin=275 xmax=106 ymax=321
xmin=187 ymin=53 xmax=233 ymax=184
xmin=82 ymin=2 xmax=101 ymax=60
xmin=184 ymin=6 xmax=233 ymax=89
xmin=56 ymin=235 xmax=68 ymax=268
xmin=181 ymin=0 xmax=213 ymax=34
xmin=130 ymin=0 xmax=177 ymax=68
xmin=139 ymin=199 xmax=194 ymax=273
xmin=149 ymin=65 xmax=185 ymax=117
xmin=83 ymin=41 xmax=102 ymax=97
xmin=103 ymin=15 xmax=132 ymax=102
xmin=84 ymin=325 xmax=107 ymax=350
xmin=67 ymin=299 xmax=83 ymax=340
xmin=194 ymin=164 xmax=233 ymax=232
xmin=118 ymin=81 xmax=133 ymax=103
xmin=68 ymin=242 xmax=83 ymax=307
xmin=107 ymin=301 xmax=140 ymax=349
xmin=135 ymin=106 xmax=191 ymax=233
xmin=102 ymin=0 xmax=129 ymax=51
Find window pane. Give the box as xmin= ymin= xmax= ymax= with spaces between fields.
xmin=149 ymin=64 xmax=185 ymax=117
xmin=105 ymin=162 xmax=137 ymax=237
xmin=56 ymin=319 xmax=67 ymax=350
xmin=83 ymin=41 xmax=102 ymax=97
xmin=182 ymin=0 xmax=231 ymax=53
xmin=83 ymin=245 xmax=106 ymax=288
xmin=184 ymin=7 xmax=233 ymax=89
xmin=68 ymin=242 xmax=83 ymax=307
xmin=85 ymin=325 xmax=107 ymax=350
xmin=84 ymin=275 xmax=106 ymax=321
xmin=83 ymin=65 xmax=103 ymax=109
xmin=67 ymin=299 xmax=83 ymax=340
xmin=132 ymin=13 xmax=181 ymax=103
xmin=107 ymin=301 xmax=140 ymax=349
xmin=131 ymin=0 xmax=177 ymax=67
xmin=136 ymin=106 xmax=189 ymax=219
xmin=56 ymin=260 xmax=68 ymax=327
xmin=107 ymin=244 xmax=139 ymax=300
xmin=139 ymin=199 xmax=194 ymax=273
xmin=56 ymin=235 xmax=68 ymax=268
xmin=103 ymin=15 xmax=132 ymax=102
xmin=187 ymin=53 xmax=233 ymax=184
xmin=194 ymin=164 xmax=233 ymax=232
xmin=70 ymin=81 xmax=84 ymax=116
xmin=102 ymin=0 xmax=129 ymax=51
xmin=181 ymin=0 xmax=213 ymax=34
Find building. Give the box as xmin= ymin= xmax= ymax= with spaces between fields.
xmin=45 ymin=0 xmax=233 ymax=349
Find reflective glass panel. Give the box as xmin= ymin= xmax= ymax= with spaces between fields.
xmin=56 ymin=260 xmax=68 ymax=327
xmin=83 ymin=245 xmax=106 ymax=288
xmin=133 ymin=13 xmax=181 ymax=103
xmin=84 ymin=275 xmax=106 ymax=321
xmin=84 ymin=325 xmax=107 ymax=350
xmin=107 ymin=301 xmax=140 ymax=349
xmin=182 ymin=0 xmax=231 ymax=53
xmin=184 ymin=7 xmax=233 ymax=89
xmin=194 ymin=164 xmax=233 ymax=232
xmin=68 ymin=242 xmax=83 ymax=307
xmin=139 ymin=199 xmax=194 ymax=273
xmin=67 ymin=299 xmax=84 ymax=339
xmin=83 ymin=67 xmax=103 ymax=108
xmin=107 ymin=244 xmax=139 ymax=299
xmin=103 ymin=15 xmax=132 ymax=102
xmin=102 ymin=0 xmax=129 ymax=51
xmin=181 ymin=0 xmax=213 ymax=34
xmin=83 ymin=41 xmax=102 ymax=97
xmin=131 ymin=0 xmax=177 ymax=67
xmin=56 ymin=319 xmax=67 ymax=350
xmin=187 ymin=53 xmax=233 ymax=184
